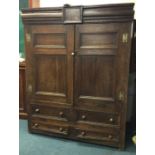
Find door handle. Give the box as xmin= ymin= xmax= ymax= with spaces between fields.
xmin=71 ymin=52 xmax=75 ymax=56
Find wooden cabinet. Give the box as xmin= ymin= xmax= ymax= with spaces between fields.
xmin=19 ymin=61 xmax=28 ymax=119
xmin=21 ymin=3 xmax=134 ymax=148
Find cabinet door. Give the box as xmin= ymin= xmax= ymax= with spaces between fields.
xmin=25 ymin=25 xmax=74 ymax=106
xmin=74 ymin=23 xmax=132 ymax=113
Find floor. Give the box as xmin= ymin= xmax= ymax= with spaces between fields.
xmin=19 ymin=120 xmax=136 ymax=155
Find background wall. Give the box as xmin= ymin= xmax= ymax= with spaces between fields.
xmin=19 ymin=0 xmax=29 ymax=58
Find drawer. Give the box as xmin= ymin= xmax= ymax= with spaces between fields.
xmin=31 ymin=116 xmax=69 ymax=136
xmin=77 ymin=109 xmax=120 ymax=125
xmin=30 ymin=104 xmax=69 ymax=121
xmin=75 ymin=127 xmax=119 ymax=143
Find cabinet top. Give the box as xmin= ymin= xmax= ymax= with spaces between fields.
xmin=21 ymin=3 xmax=134 ymax=24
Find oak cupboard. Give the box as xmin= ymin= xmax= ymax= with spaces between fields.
xmin=21 ymin=3 xmax=134 ymax=148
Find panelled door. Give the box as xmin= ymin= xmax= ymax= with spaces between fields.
xmin=74 ymin=23 xmax=132 ymax=114
xmin=25 ymin=25 xmax=74 ymax=106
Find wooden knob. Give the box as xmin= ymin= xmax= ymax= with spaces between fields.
xmin=81 ymin=115 xmax=86 ymax=120
xmin=59 ymin=111 xmax=64 ymax=117
xmin=108 ymin=135 xmax=113 ymax=139
xmin=35 ymin=108 xmax=40 ymax=113
xmin=109 ymin=118 xmax=114 ymax=122
xmin=81 ymin=131 xmax=86 ymax=136
xmin=59 ymin=127 xmax=63 ymax=132
xmin=33 ymin=123 xmax=39 ymax=128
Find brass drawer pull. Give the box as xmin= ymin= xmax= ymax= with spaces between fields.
xmin=80 ymin=131 xmax=86 ymax=136
xmin=108 ymin=135 xmax=113 ymax=139
xmin=35 ymin=108 xmax=40 ymax=113
xmin=59 ymin=111 xmax=64 ymax=117
xmin=33 ymin=123 xmax=39 ymax=128
xmin=81 ymin=115 xmax=86 ymax=120
xmin=58 ymin=127 xmax=68 ymax=135
xmin=59 ymin=127 xmax=68 ymax=135
xmin=59 ymin=127 xmax=63 ymax=132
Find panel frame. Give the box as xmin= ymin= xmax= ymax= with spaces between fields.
xmin=24 ymin=24 xmax=74 ymax=107
xmin=74 ymin=23 xmax=121 ymax=112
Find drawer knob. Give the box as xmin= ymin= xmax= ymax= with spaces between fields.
xmin=59 ymin=127 xmax=63 ymax=132
xmin=71 ymin=52 xmax=75 ymax=56
xmin=33 ymin=123 xmax=39 ymax=128
xmin=109 ymin=118 xmax=114 ymax=122
xmin=35 ymin=108 xmax=40 ymax=113
xmin=59 ymin=111 xmax=64 ymax=117
xmin=108 ymin=135 xmax=113 ymax=139
xmin=81 ymin=131 xmax=86 ymax=136
xmin=81 ymin=115 xmax=86 ymax=120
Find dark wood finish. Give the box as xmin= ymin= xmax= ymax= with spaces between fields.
xmin=22 ymin=3 xmax=134 ymax=149
xmin=19 ymin=61 xmax=28 ymax=119
xmin=21 ymin=3 xmax=134 ymax=24
xmin=63 ymin=6 xmax=83 ymax=23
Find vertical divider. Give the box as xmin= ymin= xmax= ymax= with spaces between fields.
xmin=66 ymin=25 xmax=75 ymax=105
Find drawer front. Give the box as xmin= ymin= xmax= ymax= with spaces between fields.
xmin=30 ymin=116 xmax=69 ymax=136
xmin=77 ymin=109 xmax=120 ymax=125
xmin=30 ymin=104 xmax=69 ymax=121
xmin=75 ymin=127 xmax=119 ymax=143
xmin=30 ymin=116 xmax=120 ymax=146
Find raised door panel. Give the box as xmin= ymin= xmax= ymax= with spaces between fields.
xmin=74 ymin=23 xmax=132 ymax=114
xmin=25 ymin=25 xmax=74 ymax=106
xmin=35 ymin=55 xmax=66 ymax=95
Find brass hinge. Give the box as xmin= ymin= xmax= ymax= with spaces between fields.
xmin=118 ymin=91 xmax=124 ymax=102
xmin=26 ymin=33 xmax=31 ymax=42
xmin=27 ymin=84 xmax=32 ymax=93
xmin=122 ymin=33 xmax=128 ymax=43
